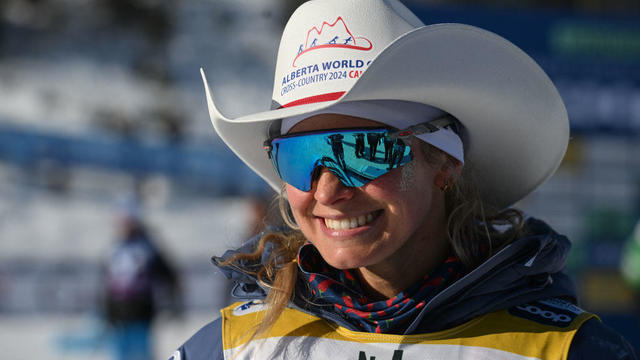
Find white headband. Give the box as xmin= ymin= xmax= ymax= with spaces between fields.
xmin=281 ymin=100 xmax=464 ymax=163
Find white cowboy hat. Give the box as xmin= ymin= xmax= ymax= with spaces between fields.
xmin=201 ymin=0 xmax=569 ymax=209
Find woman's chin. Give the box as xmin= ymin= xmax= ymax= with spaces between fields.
xmin=320 ymin=250 xmax=378 ymax=270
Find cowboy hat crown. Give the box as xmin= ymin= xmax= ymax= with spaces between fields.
xmin=202 ymin=0 xmax=569 ymax=209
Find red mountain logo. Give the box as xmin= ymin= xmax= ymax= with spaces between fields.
xmin=293 ymin=16 xmax=373 ymax=67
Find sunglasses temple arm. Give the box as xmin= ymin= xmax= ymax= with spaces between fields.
xmin=263 ymin=140 xmax=273 ymax=159
xmin=389 ymin=115 xmax=456 ymax=140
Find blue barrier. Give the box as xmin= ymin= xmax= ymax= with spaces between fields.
xmin=0 ymin=125 xmax=269 ymax=195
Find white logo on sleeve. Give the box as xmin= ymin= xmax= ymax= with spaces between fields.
xmin=515 ymin=304 xmax=572 ymax=323
xmin=538 ymin=298 xmax=584 ymax=315
xmin=232 ymin=300 xmax=266 ymax=316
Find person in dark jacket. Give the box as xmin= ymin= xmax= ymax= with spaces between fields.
xmin=172 ymin=0 xmax=637 ymax=358
xmin=105 ymin=206 xmax=180 ymax=360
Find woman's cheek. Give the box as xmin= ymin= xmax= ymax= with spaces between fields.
xmin=285 ymin=184 xmax=311 ymax=217
xmin=362 ymin=168 xmax=406 ymax=196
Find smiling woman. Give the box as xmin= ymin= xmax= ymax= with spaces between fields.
xmin=171 ymin=0 xmax=636 ymax=359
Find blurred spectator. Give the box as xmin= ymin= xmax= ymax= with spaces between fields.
xmin=103 ymin=203 xmax=181 ymax=360
xmin=621 ymin=219 xmax=640 ymax=315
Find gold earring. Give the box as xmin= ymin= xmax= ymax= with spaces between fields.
xmin=441 ymin=180 xmax=452 ymax=192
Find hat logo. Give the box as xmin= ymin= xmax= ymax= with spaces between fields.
xmin=293 ymin=16 xmax=373 ymax=67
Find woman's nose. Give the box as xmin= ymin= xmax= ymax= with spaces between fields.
xmin=313 ymin=168 xmax=355 ymax=205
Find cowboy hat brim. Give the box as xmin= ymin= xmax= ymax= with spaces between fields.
xmin=203 ymin=23 xmax=569 ymax=209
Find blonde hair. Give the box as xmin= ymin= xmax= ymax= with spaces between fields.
xmin=220 ymin=143 xmax=523 ymax=341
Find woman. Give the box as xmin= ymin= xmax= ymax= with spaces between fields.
xmin=172 ymin=0 xmax=636 ymax=359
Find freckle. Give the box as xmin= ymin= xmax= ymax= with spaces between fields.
xmin=400 ymin=161 xmax=415 ymax=191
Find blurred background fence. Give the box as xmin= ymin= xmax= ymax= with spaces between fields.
xmin=0 ymin=0 xmax=638 ymax=358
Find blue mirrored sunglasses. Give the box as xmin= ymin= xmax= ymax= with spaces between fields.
xmin=263 ymin=115 xmax=455 ymax=191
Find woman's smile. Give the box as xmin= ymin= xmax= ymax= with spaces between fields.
xmin=321 ymin=211 xmax=377 ymax=231
xmin=320 ymin=211 xmax=380 ymax=230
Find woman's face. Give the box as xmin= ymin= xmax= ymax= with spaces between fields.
xmin=286 ymin=114 xmax=455 ymax=271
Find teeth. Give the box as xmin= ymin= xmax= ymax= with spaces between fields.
xmin=324 ymin=212 xmax=377 ymax=230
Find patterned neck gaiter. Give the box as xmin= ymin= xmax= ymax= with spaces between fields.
xmin=297 ymin=243 xmax=464 ymax=334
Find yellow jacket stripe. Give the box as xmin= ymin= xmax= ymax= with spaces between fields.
xmin=222 ymin=300 xmax=595 ymax=360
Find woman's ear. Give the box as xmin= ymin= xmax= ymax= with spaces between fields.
xmin=434 ymin=157 xmax=463 ymax=191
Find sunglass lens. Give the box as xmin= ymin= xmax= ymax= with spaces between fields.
xmin=269 ymin=129 xmax=412 ymax=191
